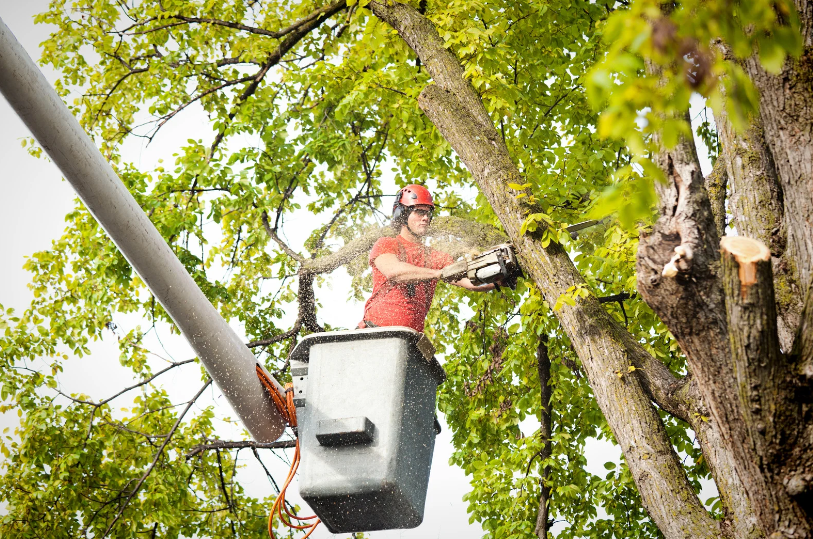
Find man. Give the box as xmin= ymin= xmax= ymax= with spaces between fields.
xmin=359 ymin=185 xmax=496 ymax=332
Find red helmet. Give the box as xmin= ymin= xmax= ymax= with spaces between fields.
xmin=392 ymin=185 xmax=434 ymax=230
xmin=394 ymin=184 xmax=434 ymax=210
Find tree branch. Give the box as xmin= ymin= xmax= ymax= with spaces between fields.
xmin=150 ymin=74 xmax=257 ymax=140
xmin=185 ymin=439 xmax=296 ymax=459
xmin=169 ymin=1 xmax=347 ymax=40
xmin=534 ymin=336 xmax=552 ymax=539
xmin=102 ymin=378 xmax=212 ymax=537
xmin=714 ymin=101 xmax=801 ymax=352
xmin=214 ymin=449 xmax=234 ymax=515
xmin=55 ymin=358 xmax=197 ymax=411
xmin=297 ymin=271 xmax=323 ymax=333
xmin=246 ymin=323 xmax=301 ymax=349
xmin=262 ymin=210 xmax=304 ymax=263
xmin=721 ymin=237 xmax=809 ymax=529
xmin=206 ymin=2 xmax=348 ymax=157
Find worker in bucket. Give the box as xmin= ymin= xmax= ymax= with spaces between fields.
xmin=358 ymin=185 xmax=498 ymax=332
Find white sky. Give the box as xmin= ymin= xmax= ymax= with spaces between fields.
xmin=0 ymin=1 xmax=718 ymax=537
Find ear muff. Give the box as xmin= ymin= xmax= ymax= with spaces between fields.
xmin=392 ymin=188 xmax=407 ymax=230
xmin=391 ymin=205 xmax=406 ymax=230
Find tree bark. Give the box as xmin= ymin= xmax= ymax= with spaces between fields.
xmin=787 ymin=287 xmax=813 ymax=517
xmin=720 ymin=237 xmax=811 ymax=536
xmin=635 ymin=116 xmax=773 ymax=538
xmin=741 ymin=3 xmax=813 ymax=316
xmin=534 ymin=336 xmax=552 ymax=539
xmin=636 ymin=108 xmax=812 ymax=536
xmin=705 ymin=157 xmax=728 ymax=239
xmin=714 ymin=104 xmax=802 ymax=351
xmin=369 ymin=3 xmax=719 ymax=537
xmin=692 ymin=397 xmax=762 ymax=538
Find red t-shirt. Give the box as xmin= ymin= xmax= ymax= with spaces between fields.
xmin=362 ymin=236 xmax=453 ymax=332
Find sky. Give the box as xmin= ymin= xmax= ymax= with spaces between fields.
xmin=0 ymin=2 xmax=719 ymax=538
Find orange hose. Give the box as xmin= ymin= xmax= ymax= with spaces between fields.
xmin=256 ymin=368 xmax=320 ymax=538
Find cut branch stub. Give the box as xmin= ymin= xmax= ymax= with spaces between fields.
xmin=721 ymin=235 xmax=811 ymax=536
xmin=721 ymin=236 xmax=772 ymax=298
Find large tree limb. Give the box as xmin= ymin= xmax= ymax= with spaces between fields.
xmin=730 ymin=239 xmax=813 ymax=526
xmin=721 ymin=237 xmax=812 ymax=533
xmin=742 ymin=38 xmax=813 ymax=307
xmin=368 ymin=2 xmax=718 ymax=537
xmin=738 ymin=8 xmax=813 ymax=518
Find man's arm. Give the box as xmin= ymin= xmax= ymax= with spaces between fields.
xmin=374 ymin=253 xmax=497 ymax=291
xmin=373 ymin=253 xmax=442 ymax=282
xmin=450 ymin=278 xmax=495 ymax=292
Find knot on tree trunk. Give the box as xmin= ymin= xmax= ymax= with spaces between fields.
xmin=661 ymin=243 xmax=694 ymax=277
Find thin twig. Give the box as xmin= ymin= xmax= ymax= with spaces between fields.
xmin=164 ymin=2 xmax=345 ymax=39
xmin=55 ymin=358 xmax=196 ymax=409
xmin=261 ymin=210 xmax=304 ymax=262
xmin=246 ymin=323 xmax=301 ymax=348
xmin=102 ymin=378 xmax=212 ymax=537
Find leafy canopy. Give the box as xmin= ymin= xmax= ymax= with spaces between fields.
xmin=1 ymin=0 xmax=795 ymax=536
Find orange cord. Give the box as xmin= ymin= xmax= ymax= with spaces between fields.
xmin=256 ymin=367 xmax=321 ymax=538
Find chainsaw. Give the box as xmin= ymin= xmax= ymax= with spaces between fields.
xmin=440 ymin=243 xmax=523 ymax=289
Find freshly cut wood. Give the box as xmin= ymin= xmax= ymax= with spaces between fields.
xmin=721 ymin=236 xmax=771 ymax=295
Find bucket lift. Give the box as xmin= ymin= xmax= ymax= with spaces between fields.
xmin=288 ymin=327 xmax=446 ymax=533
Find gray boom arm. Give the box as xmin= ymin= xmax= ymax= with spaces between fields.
xmin=0 ymin=18 xmax=285 ymax=442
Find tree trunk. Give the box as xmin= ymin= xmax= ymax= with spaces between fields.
xmin=534 ymin=336 xmax=552 ymax=539
xmin=635 ymin=115 xmax=776 ymax=538
xmin=740 ymin=2 xmax=813 ymax=322
xmin=736 ymin=0 xmax=813 ymax=522
xmin=714 ymin=104 xmax=802 ymax=351
xmin=369 ymin=3 xmax=719 ymax=537
xmin=636 ymin=110 xmax=812 ymax=536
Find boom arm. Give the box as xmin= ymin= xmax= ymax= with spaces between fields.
xmin=0 ymin=17 xmax=286 ymax=442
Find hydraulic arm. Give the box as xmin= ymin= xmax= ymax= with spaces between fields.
xmin=0 ymin=17 xmax=286 ymax=442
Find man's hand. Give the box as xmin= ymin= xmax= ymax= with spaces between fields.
xmin=439 ymin=259 xmax=468 ymax=282
xmin=450 ymin=277 xmax=496 ymax=292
